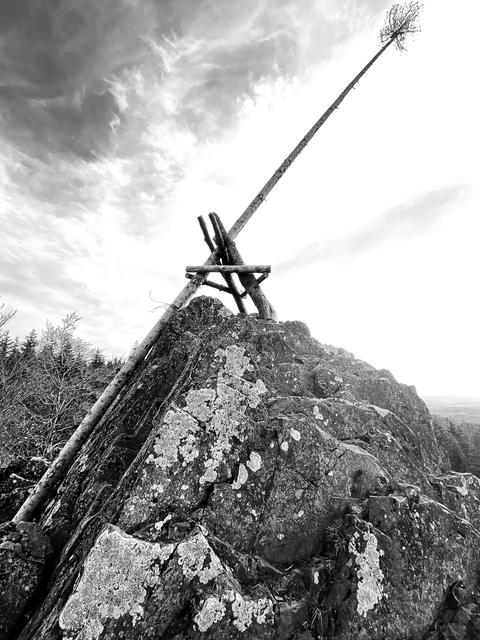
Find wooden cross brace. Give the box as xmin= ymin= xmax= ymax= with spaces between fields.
xmin=186 ymin=212 xmax=277 ymax=320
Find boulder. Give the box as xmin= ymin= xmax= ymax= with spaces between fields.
xmin=321 ymin=486 xmax=480 ymax=639
xmin=0 ymin=521 xmax=51 ymax=639
xmin=0 ymin=457 xmax=50 ymax=524
xmin=1 ymin=297 xmax=477 ymax=639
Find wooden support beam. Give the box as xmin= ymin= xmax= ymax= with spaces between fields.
xmin=210 ymin=213 xmax=277 ymax=321
xmin=197 ymin=215 xmax=246 ymax=313
xmin=208 ymin=214 xmax=247 ymax=314
xmin=186 ymin=265 xmax=271 ymax=273
xmin=240 ymin=273 xmax=269 ymax=298
xmin=197 ymin=216 xmax=215 ymax=252
xmin=185 ymin=273 xmax=231 ymax=294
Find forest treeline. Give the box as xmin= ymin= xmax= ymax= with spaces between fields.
xmin=1 ymin=305 xmax=479 ymax=479
xmin=433 ymin=416 xmax=480 ymax=477
xmin=0 ymin=307 xmax=123 ymax=465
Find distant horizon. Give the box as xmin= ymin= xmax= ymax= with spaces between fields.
xmin=423 ymin=396 xmax=480 ymax=403
xmin=423 ymin=395 xmax=480 ymax=425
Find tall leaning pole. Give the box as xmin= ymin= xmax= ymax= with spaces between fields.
xmin=13 ymin=2 xmax=422 ymax=524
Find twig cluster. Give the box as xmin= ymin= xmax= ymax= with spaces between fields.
xmin=380 ymin=2 xmax=423 ymax=51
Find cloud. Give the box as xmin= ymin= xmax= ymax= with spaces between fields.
xmin=0 ymin=0 xmax=391 ymax=241
xmin=0 ymin=0 xmax=393 ymax=349
xmin=276 ymin=183 xmax=468 ymax=272
xmin=0 ymin=0 xmax=389 ymax=160
xmin=0 ymin=206 xmax=101 ymax=312
xmin=0 ymin=244 xmax=100 ymax=310
xmin=0 ymin=0 xmax=157 ymax=156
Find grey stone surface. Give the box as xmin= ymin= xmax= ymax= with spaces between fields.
xmin=1 ymin=297 xmax=478 ymax=639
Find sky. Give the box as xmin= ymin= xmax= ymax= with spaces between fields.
xmin=1 ymin=0 xmax=479 ymax=398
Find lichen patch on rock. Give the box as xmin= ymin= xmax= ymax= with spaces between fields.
xmin=193 ymin=590 xmax=273 ymax=634
xmin=145 ymin=344 xmax=266 ymax=488
xmin=199 ymin=346 xmax=266 ymax=484
xmin=230 ymin=590 xmax=273 ymax=631
xmin=146 ymin=408 xmax=200 ymax=470
xmin=58 ymin=526 xmax=174 ymax=640
xmin=194 ymin=596 xmax=227 ymax=632
xmin=348 ymin=528 xmax=385 ymax=618
xmin=290 ymin=428 xmax=301 ymax=441
xmin=184 ymin=387 xmax=217 ymax=423
xmin=232 ymin=463 xmax=248 ymax=490
xmin=246 ymin=451 xmax=262 ymax=473
xmin=177 ymin=531 xmax=224 ymax=585
xmin=154 ymin=514 xmax=171 ymax=531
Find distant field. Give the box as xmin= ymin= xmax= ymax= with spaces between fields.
xmin=423 ymin=396 xmax=480 ymax=424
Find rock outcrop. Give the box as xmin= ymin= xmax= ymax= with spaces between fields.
xmin=1 ymin=296 xmax=479 ymax=639
xmin=0 ymin=458 xmax=50 ymax=524
xmin=0 ymin=520 xmax=52 ymax=639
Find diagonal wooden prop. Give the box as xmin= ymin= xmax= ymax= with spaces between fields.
xmin=13 ymin=30 xmax=402 ymax=523
xmin=209 ymin=212 xmax=277 ymax=320
xmin=196 ymin=215 xmax=246 ymax=313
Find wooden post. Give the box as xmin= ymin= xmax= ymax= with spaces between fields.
xmin=197 ymin=216 xmax=246 ymax=313
xmin=197 ymin=216 xmax=215 ymax=252
xmin=207 ymin=216 xmax=247 ymax=314
xmin=210 ymin=213 xmax=277 ymax=321
xmin=185 ymin=274 xmax=231 ymax=294
xmin=240 ymin=273 xmax=269 ymax=298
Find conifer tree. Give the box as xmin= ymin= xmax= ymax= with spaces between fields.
xmin=21 ymin=330 xmax=38 ymax=359
xmin=445 ymin=421 xmax=468 ymax=472
xmin=8 ymin=337 xmax=21 ymax=366
xmin=0 ymin=331 xmax=13 ymax=361
xmin=90 ymin=349 xmax=105 ymax=369
xmin=455 ymin=426 xmax=471 ymax=469
xmin=469 ymin=430 xmax=480 ymax=478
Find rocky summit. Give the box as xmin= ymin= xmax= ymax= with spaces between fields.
xmin=1 ymin=296 xmax=479 ymax=639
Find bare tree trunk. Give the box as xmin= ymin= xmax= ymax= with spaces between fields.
xmin=229 ymin=37 xmax=395 ymax=240
xmin=13 ymin=35 xmax=397 ymax=524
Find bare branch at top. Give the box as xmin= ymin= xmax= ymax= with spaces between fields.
xmin=380 ymin=2 xmax=423 ymax=51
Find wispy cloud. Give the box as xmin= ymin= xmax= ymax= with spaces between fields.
xmin=0 ymin=0 xmax=391 ymax=347
xmin=0 ymin=0 xmax=388 ymax=209
xmin=276 ymin=184 xmax=468 ymax=272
